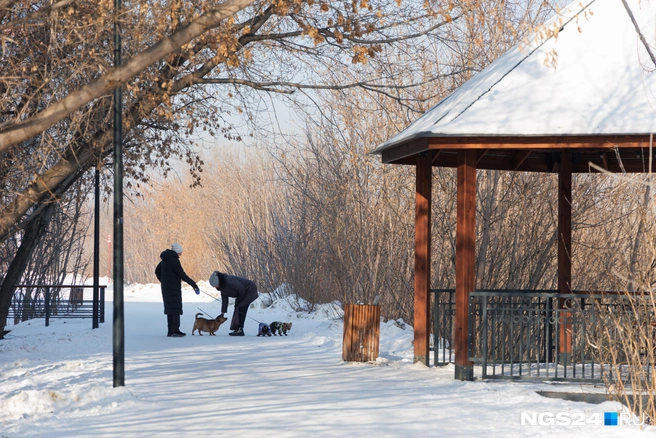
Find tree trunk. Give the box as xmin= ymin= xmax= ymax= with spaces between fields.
xmin=0 ymin=203 xmax=56 ymax=338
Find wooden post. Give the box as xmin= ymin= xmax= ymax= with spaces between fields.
xmin=455 ymin=150 xmax=476 ymax=380
xmin=414 ymin=152 xmax=432 ymax=365
xmin=558 ymin=150 xmax=573 ymax=365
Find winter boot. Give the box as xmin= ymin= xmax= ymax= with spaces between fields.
xmin=167 ymin=314 xmax=175 ymax=336
xmin=229 ymin=328 xmax=244 ymax=336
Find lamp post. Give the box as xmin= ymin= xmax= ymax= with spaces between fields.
xmin=93 ymin=167 xmax=100 ymax=329
xmin=112 ymin=0 xmax=125 ymax=388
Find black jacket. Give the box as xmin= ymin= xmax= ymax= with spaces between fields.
xmin=155 ymin=249 xmax=197 ymax=315
xmin=216 ymin=272 xmax=259 ymax=314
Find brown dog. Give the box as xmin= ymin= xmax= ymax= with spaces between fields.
xmin=192 ymin=313 xmax=228 ymax=336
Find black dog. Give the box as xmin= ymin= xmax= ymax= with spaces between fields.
xmin=270 ymin=321 xmax=292 ymax=336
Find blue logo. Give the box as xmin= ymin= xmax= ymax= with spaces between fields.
xmin=604 ymin=412 xmax=618 ymax=426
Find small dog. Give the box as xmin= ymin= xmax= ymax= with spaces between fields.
xmin=257 ymin=322 xmax=272 ymax=337
xmin=270 ymin=321 xmax=292 ymax=336
xmin=192 ymin=313 xmax=228 ymax=336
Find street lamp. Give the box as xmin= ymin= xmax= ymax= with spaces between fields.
xmin=112 ymin=0 xmax=125 ymax=388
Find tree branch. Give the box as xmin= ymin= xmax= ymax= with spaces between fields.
xmin=621 ymin=0 xmax=656 ymax=69
xmin=0 ymin=0 xmax=255 ymax=156
xmin=195 ymin=68 xmax=471 ymax=94
xmin=0 ymin=0 xmax=77 ymax=34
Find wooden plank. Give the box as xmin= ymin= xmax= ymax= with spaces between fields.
xmin=416 ymin=149 xmax=655 ymax=173
xmin=455 ymin=150 xmax=476 ymax=378
xmin=381 ymin=138 xmax=429 ymax=163
xmin=361 ymin=306 xmax=367 ymax=361
xmin=558 ymin=149 xmax=573 ymax=293
xmin=377 ymin=134 xmax=654 ymax=164
xmin=342 ymin=304 xmax=351 ymax=361
xmin=373 ymin=306 xmax=380 ymax=359
xmin=414 ymin=153 xmax=432 ymax=365
xmin=356 ymin=304 xmax=363 ymax=361
xmin=426 ymin=134 xmax=653 ymax=149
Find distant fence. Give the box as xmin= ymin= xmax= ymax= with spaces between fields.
xmin=9 ymin=285 xmax=105 ymax=328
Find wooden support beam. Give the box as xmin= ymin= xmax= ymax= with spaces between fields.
xmin=558 ymin=149 xmax=573 ymax=365
xmin=455 ymin=150 xmax=476 ymax=380
xmin=381 ymin=138 xmax=429 ymax=163
xmin=558 ymin=149 xmax=573 ymax=294
xmin=513 ymin=150 xmax=531 ymax=170
xmin=476 ymin=149 xmax=488 ymax=165
xmin=431 ymin=150 xmax=442 ymax=164
xmin=413 ymin=153 xmax=431 ymax=365
xmin=426 ymin=134 xmax=653 ymax=149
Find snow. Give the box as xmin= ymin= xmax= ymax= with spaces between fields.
xmin=0 ymin=281 xmax=653 ymax=437
xmin=373 ymin=0 xmax=656 ymax=153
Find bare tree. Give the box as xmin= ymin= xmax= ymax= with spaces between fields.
xmin=1 ymin=0 xmax=492 ymax=335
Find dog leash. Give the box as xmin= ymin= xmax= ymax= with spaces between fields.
xmin=199 ymin=289 xmax=222 ymax=303
xmin=199 ymin=288 xmax=262 ymax=324
xmin=195 ymin=306 xmax=216 ymax=318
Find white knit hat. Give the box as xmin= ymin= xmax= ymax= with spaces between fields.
xmin=171 ymin=243 xmax=183 ymax=254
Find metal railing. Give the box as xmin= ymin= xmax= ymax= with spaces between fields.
xmin=431 ymin=289 xmax=455 ymax=366
xmin=9 ymin=285 xmax=105 ymax=328
xmin=468 ymin=290 xmax=655 ymax=382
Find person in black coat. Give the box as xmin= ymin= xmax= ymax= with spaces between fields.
xmin=209 ymin=271 xmax=258 ymax=336
xmin=155 ymin=243 xmax=200 ymax=337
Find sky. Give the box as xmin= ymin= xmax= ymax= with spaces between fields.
xmin=1 ymin=280 xmax=654 ymax=437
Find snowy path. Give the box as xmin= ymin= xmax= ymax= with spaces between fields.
xmin=0 ymin=284 xmax=652 ymax=437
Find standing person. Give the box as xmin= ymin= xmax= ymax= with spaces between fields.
xmin=209 ymin=271 xmax=258 ymax=336
xmin=155 ymin=243 xmax=200 ymax=337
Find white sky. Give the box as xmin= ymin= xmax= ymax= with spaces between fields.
xmin=0 ymin=281 xmax=653 ymax=437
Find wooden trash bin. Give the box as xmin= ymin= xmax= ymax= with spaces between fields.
xmin=342 ymin=304 xmax=380 ymax=362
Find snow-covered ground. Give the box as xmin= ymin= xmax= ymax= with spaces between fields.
xmin=0 ymin=281 xmax=653 ymax=437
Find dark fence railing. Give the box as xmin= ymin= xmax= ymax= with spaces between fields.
xmin=432 ymin=288 xmax=656 ymax=382
xmin=468 ymin=290 xmax=655 ymax=383
xmin=432 ymin=289 xmax=556 ymax=368
xmin=431 ymin=289 xmax=455 ymax=366
xmin=9 ymin=285 xmax=106 ymax=328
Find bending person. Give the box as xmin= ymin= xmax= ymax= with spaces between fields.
xmin=209 ymin=271 xmax=258 ymax=336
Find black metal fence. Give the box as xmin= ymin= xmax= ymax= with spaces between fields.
xmin=432 ymin=289 xmax=656 ymax=382
xmin=431 ymin=289 xmax=455 ymax=366
xmin=468 ymin=290 xmax=655 ymax=382
xmin=9 ymin=285 xmax=105 ymax=328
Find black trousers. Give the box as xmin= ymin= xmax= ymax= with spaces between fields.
xmin=167 ymin=314 xmax=181 ymax=334
xmin=238 ymin=306 xmax=248 ymax=330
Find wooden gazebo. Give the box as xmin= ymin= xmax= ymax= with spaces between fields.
xmin=371 ymin=0 xmax=656 ymax=380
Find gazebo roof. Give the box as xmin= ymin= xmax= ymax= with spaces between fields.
xmin=373 ymin=0 xmax=656 ymax=172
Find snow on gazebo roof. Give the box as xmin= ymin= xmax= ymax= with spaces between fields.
xmin=373 ymin=0 xmax=656 ymax=154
